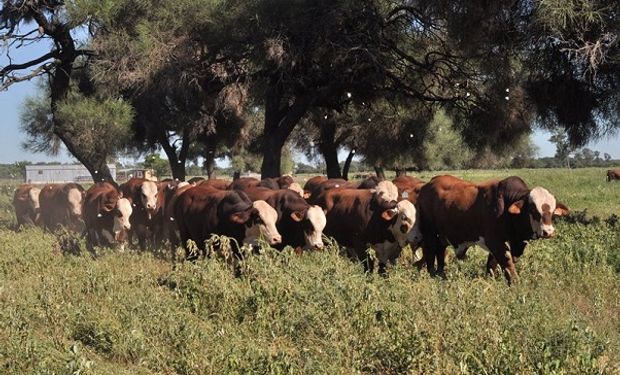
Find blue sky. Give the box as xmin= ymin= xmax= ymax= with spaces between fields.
xmin=1 ymin=38 xmax=619 ymax=164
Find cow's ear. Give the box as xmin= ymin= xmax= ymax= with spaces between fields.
xmin=230 ymin=211 xmax=250 ymax=224
xmin=290 ymin=211 xmax=305 ymax=222
xmin=553 ymin=202 xmax=570 ymax=217
xmin=508 ymin=200 xmax=525 ymax=215
xmin=15 ymin=195 xmax=27 ymax=202
xmin=381 ymin=208 xmax=398 ymax=221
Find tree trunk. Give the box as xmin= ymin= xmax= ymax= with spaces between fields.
xmin=318 ymin=120 xmax=342 ymax=179
xmin=342 ymin=149 xmax=355 ymax=181
xmin=261 ymin=80 xmax=316 ymax=179
xmin=205 ymin=156 xmax=216 ymax=179
xmin=159 ymin=128 xmax=190 ymax=181
xmin=36 ymin=15 xmax=117 ymax=183
xmin=261 ymin=136 xmax=284 ymax=179
xmin=374 ymin=165 xmax=386 ymax=179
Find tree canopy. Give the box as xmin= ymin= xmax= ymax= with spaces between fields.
xmin=1 ymin=0 xmax=618 ymax=180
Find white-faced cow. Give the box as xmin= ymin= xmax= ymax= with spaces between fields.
xmin=83 ymin=182 xmax=132 ymax=249
xmin=12 ymin=184 xmax=41 ymax=228
xmin=317 ymin=183 xmax=421 ymax=273
xmin=417 ymin=175 xmax=569 ymax=283
xmin=38 ymin=183 xmax=85 ymax=232
xmin=239 ymin=186 xmax=327 ymax=251
xmin=173 ymin=185 xmax=282 ymax=260
xmin=119 ymin=177 xmax=165 ymax=250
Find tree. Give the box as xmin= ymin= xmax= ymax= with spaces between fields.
xmin=21 ymin=85 xmax=133 ymax=179
xmin=142 ymin=153 xmax=170 ymax=179
xmin=1 ymin=1 xmax=118 ymax=182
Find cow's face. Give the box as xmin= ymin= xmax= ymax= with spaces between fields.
xmin=508 ymin=187 xmax=569 ymax=239
xmin=291 ymin=205 xmax=327 ymax=250
xmin=243 ymin=200 xmax=282 ymax=246
xmin=28 ymin=187 xmax=41 ymax=210
xmin=67 ymin=188 xmax=83 ymax=216
xmin=113 ymin=198 xmax=133 ymax=240
xmin=382 ymin=200 xmax=421 ymax=248
xmin=140 ymin=181 xmax=159 ymax=212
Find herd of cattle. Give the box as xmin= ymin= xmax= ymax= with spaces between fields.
xmin=14 ymin=167 xmax=608 ymax=282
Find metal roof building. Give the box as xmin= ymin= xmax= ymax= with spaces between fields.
xmin=25 ymin=164 xmax=116 ymax=184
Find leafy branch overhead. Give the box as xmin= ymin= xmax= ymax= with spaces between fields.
xmin=1 ymin=0 xmax=618 ymax=179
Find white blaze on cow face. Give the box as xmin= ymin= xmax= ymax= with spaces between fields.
xmin=244 ymin=200 xmax=282 ymax=246
xmin=387 ymin=200 xmax=418 ymax=248
xmin=28 ymin=187 xmax=41 ymax=210
xmin=113 ymin=198 xmax=133 ymax=236
xmin=140 ymin=181 xmax=159 ymax=212
xmin=67 ymin=188 xmax=83 ymax=216
xmin=528 ymin=187 xmax=557 ymax=238
xmin=304 ymin=205 xmax=327 ymax=249
xmin=373 ymin=180 xmax=399 ymax=203
xmin=287 ymin=182 xmax=304 ymax=198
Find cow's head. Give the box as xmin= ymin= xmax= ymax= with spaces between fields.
xmin=290 ymin=205 xmax=327 ymax=250
xmin=380 ymin=200 xmax=422 ymax=248
xmin=67 ymin=187 xmax=84 ymax=217
xmin=112 ymin=198 xmax=133 ymax=241
xmin=243 ymin=200 xmax=282 ymax=246
xmin=372 ymin=180 xmax=399 ymax=204
xmin=507 ymin=187 xmax=569 ymax=239
xmin=28 ymin=187 xmax=41 ymax=211
xmin=140 ymin=181 xmax=159 ymax=213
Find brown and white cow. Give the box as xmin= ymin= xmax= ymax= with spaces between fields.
xmin=173 ymin=185 xmax=281 ymax=259
xmin=417 ymin=175 xmax=569 ymax=283
xmin=12 ymin=184 xmax=41 ymax=228
xmin=607 ymin=169 xmax=620 ymax=182
xmin=317 ymin=186 xmax=421 ymax=273
xmin=82 ymin=182 xmax=132 ymax=249
xmin=119 ymin=178 xmax=165 ymax=250
xmin=240 ymin=186 xmax=327 ymax=250
xmin=39 ymin=183 xmax=85 ymax=232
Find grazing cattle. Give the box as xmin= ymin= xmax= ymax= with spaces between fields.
xmin=12 ymin=184 xmax=41 ymax=228
xmin=357 ymin=175 xmax=384 ymax=189
xmin=119 ymin=178 xmax=165 ymax=250
xmin=417 ymin=175 xmax=569 ymax=283
xmin=82 ymin=182 xmax=132 ymax=249
xmin=317 ymin=188 xmax=421 ymax=273
xmin=39 ymin=183 xmax=85 ymax=232
xmin=305 ymin=178 xmax=357 ymax=205
xmin=196 ymin=178 xmax=230 ymax=190
xmin=607 ymin=169 xmax=620 ymax=182
xmin=392 ymin=175 xmax=425 ymax=203
xmin=241 ymin=187 xmax=327 ymax=250
xmin=173 ymin=186 xmax=281 ymax=259
xmin=229 ymin=177 xmax=261 ymax=191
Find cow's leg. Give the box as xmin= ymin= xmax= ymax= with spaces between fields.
xmin=490 ymin=241 xmax=517 ymax=284
xmin=486 ymin=254 xmax=498 ymax=277
xmin=436 ymin=245 xmax=447 ymax=278
xmin=422 ymin=236 xmax=440 ymax=276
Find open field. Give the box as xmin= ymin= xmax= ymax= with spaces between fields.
xmin=0 ymin=168 xmax=619 ymax=374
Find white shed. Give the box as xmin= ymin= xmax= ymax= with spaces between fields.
xmin=25 ymin=164 xmax=117 ymax=184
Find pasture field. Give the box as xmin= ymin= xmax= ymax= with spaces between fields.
xmin=0 ymin=168 xmax=619 ymax=374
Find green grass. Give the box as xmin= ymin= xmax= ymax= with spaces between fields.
xmin=0 ymin=168 xmax=619 ymax=374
